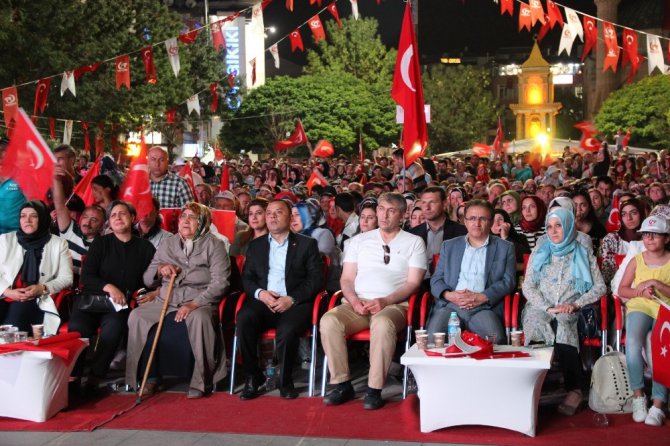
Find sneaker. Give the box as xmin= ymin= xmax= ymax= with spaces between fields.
xmin=632 ymin=396 xmax=648 ymax=423
xmin=644 ymin=406 xmax=666 ymax=427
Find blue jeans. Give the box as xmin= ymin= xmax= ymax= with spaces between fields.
xmin=625 ymin=311 xmax=668 ymax=402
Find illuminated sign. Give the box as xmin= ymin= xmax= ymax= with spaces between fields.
xmin=225 ymin=26 xmax=240 ymax=75
xmin=553 ymin=74 xmax=574 ymax=85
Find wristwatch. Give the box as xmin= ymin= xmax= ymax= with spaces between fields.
xmin=289 ymin=296 xmax=296 ymax=306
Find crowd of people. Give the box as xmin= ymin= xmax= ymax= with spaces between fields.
xmin=1 ymin=137 xmax=669 ymax=426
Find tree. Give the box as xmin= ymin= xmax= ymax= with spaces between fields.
xmin=0 ymin=0 xmax=223 ymax=159
xmin=422 ymin=65 xmax=498 ymax=152
xmin=595 ymin=74 xmax=670 ymax=149
xmin=218 ymin=73 xmax=398 ymax=156
xmin=303 ymin=17 xmax=397 ymax=86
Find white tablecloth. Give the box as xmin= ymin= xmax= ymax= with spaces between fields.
xmin=401 ymin=345 xmax=553 ymax=436
xmin=0 ymin=344 xmax=86 ymax=422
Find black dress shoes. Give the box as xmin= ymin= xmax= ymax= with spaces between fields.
xmin=240 ymin=374 xmax=265 ymax=400
xmin=323 ymin=384 xmax=355 ymax=406
xmin=279 ymin=385 xmax=299 ymax=399
xmin=362 ymin=391 xmax=385 ymax=410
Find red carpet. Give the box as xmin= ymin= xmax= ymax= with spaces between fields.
xmin=97 ymin=393 xmax=662 ymax=445
xmin=0 ymin=395 xmax=136 ymax=432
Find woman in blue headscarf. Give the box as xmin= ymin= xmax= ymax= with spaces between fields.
xmin=522 ymin=207 xmax=606 ymax=416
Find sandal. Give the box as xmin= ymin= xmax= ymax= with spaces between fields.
xmin=557 ymin=389 xmax=583 ymax=416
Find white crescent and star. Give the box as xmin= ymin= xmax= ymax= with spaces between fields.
xmin=27 ymin=140 xmax=44 ymax=169
xmin=400 ymin=45 xmax=416 ymax=93
xmin=660 ymin=321 xmax=670 ymax=357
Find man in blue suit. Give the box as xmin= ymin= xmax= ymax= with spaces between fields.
xmin=428 ymin=199 xmax=516 ymax=343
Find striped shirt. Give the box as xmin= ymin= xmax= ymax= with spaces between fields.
xmin=515 ymin=225 xmax=546 ymax=250
xmin=60 ymin=221 xmax=95 ymax=278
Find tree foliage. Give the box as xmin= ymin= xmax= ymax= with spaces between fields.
xmin=0 ymin=0 xmax=223 ymax=156
xmin=595 ymin=74 xmax=670 ymax=149
xmin=303 ymin=17 xmax=397 ymax=86
xmin=422 ymin=65 xmax=498 ymax=152
xmin=218 ymin=73 xmax=397 ymax=155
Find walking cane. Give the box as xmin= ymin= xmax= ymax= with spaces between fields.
xmin=137 ymin=273 xmax=176 ymax=403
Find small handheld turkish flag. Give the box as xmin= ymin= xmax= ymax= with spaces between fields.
xmin=0 ymin=108 xmax=56 ymax=200
xmin=275 ymin=120 xmax=308 ymax=151
xmin=605 ymin=194 xmax=620 ymax=233
xmin=313 ymin=140 xmax=334 ymax=158
xmin=179 ymin=162 xmax=197 ymax=201
xmin=306 ymin=169 xmax=329 ymax=195
xmin=220 ymin=163 xmax=230 ymax=192
xmin=574 ymin=121 xmax=600 ymax=152
xmin=118 ymin=137 xmax=153 ymax=222
xmin=651 ymin=300 xmax=670 ymax=388
xmin=72 ymin=156 xmax=102 ymax=206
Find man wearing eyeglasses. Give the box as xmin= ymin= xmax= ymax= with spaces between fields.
xmin=320 ymin=192 xmax=426 ymax=410
xmin=427 ymin=199 xmax=516 ymax=344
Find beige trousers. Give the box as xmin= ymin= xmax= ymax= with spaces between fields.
xmin=319 ymin=302 xmax=406 ymax=389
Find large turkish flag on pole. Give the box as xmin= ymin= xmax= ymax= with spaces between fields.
xmin=651 ymin=300 xmax=670 ymax=388
xmin=118 ymin=138 xmax=153 ymax=222
xmin=0 ymin=108 xmax=55 ymax=200
xmin=391 ymin=2 xmax=427 ymax=168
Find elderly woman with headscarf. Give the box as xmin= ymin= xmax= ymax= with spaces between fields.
xmin=522 ymin=208 xmax=606 ymax=416
xmin=0 ymin=200 xmax=72 ymax=334
xmin=126 ymin=202 xmax=230 ymax=399
xmin=515 ymin=195 xmax=547 ymax=249
xmin=290 ymin=199 xmax=341 ymax=293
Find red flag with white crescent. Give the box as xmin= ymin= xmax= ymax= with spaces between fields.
xmin=546 ymin=1 xmax=564 ymax=28
xmin=651 ymin=301 xmax=670 ymax=388
xmin=115 ymin=55 xmax=131 ymax=90
xmin=33 ymin=78 xmax=51 ymax=116
xmin=275 ymin=120 xmax=308 ymax=151
xmin=472 ymin=143 xmax=492 ymax=157
xmin=74 ymin=62 xmax=101 ymax=80
xmin=81 ymin=122 xmax=91 ymax=154
xmin=313 ymin=140 xmax=334 ymax=158
xmin=391 ymin=2 xmax=428 ymax=168
xmin=309 ymin=15 xmax=326 ymax=43
xmin=581 ymin=16 xmax=597 ymax=62
xmin=328 ymin=3 xmax=342 ymax=29
xmin=605 ymin=194 xmax=620 ymax=233
xmin=309 ymin=0 xmax=322 ymax=5
xmin=500 ymin=0 xmax=513 ymax=16
xmin=141 ymin=46 xmax=157 ymax=84
xmin=209 ymin=82 xmax=219 ymax=112
xmin=622 ymin=127 xmax=632 ymax=147
xmin=529 ymin=0 xmax=546 ymax=26
xmin=622 ymin=29 xmax=641 ymax=82
xmin=519 ymin=3 xmax=532 ymax=32
xmin=166 ymin=108 xmax=176 ymax=126
xmin=95 ymin=123 xmax=104 ymax=158
xmin=178 ymin=28 xmax=200 ymax=44
xmin=214 ymin=146 xmax=224 ymax=162
xmin=2 ymin=86 xmax=19 ymax=133
xmin=603 ymin=22 xmax=620 ymax=72
xmin=306 ymin=169 xmax=329 ymax=194
xmin=179 ymin=162 xmax=198 ymax=202
xmin=220 ymin=163 xmax=230 ymax=192
xmin=289 ymin=30 xmax=304 ymax=52
xmin=0 ymin=108 xmax=56 ymax=200
xmin=211 ymin=19 xmax=226 ymax=51
xmin=574 ymin=121 xmax=600 ymax=152
xmin=73 ymin=155 xmax=102 ymax=206
xmin=118 ymin=138 xmax=153 ymax=222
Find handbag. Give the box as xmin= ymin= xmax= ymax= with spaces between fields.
xmin=75 ymin=294 xmax=116 ymax=313
xmin=588 ymin=349 xmax=634 ymax=414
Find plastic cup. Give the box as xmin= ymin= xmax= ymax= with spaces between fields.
xmin=433 ymin=332 xmax=446 ymax=348
xmin=14 ymin=331 xmax=28 ymax=342
xmin=485 ymin=334 xmax=498 ymax=345
xmin=510 ymin=330 xmax=523 ymax=347
xmin=593 ymin=413 xmax=609 ymax=427
xmin=416 ymin=334 xmax=428 ymax=350
xmin=32 ymin=324 xmax=44 ymax=340
xmin=415 ymin=329 xmax=427 ymax=339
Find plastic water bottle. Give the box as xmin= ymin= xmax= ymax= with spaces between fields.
xmin=447 ymin=312 xmax=461 ymax=345
xmin=264 ymin=358 xmax=279 ymax=391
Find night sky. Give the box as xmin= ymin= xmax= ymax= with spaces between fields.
xmin=260 ymin=0 xmax=599 ymax=71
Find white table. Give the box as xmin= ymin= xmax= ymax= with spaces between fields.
xmin=401 ymin=344 xmax=553 ymax=437
xmin=0 ymin=343 xmax=86 ymax=422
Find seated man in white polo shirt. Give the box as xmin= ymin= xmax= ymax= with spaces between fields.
xmin=320 ymin=192 xmax=426 ymax=410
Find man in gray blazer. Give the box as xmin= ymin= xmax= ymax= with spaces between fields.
xmin=428 ymin=200 xmax=516 ymax=343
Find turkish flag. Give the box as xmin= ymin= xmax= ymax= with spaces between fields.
xmin=211 ymin=19 xmax=226 ymax=51
xmin=472 ymin=143 xmax=492 ymax=157
xmin=289 ymin=30 xmax=304 ymax=52
xmin=159 ymin=208 xmax=180 ymax=233
xmin=605 ymin=194 xmax=620 ymax=233
xmin=220 ymin=163 xmax=230 ymax=192
xmin=141 ymin=46 xmax=157 ymax=84
xmin=309 ymin=15 xmax=326 ymax=43
xmin=2 ymin=86 xmax=19 ymax=134
xmin=500 ymin=0 xmax=513 ymax=16
xmin=651 ymin=301 xmax=670 ymax=389
xmin=328 ymin=3 xmax=342 ymax=29
xmin=49 ymin=117 xmax=55 ymax=140
xmin=178 ymin=28 xmax=200 ymax=45
xmin=603 ymin=22 xmax=620 ymax=72
xmin=622 ymin=127 xmax=632 ymax=147
xmin=81 ymin=122 xmax=91 ymax=154
xmin=166 ymin=108 xmax=176 ymax=126
xmin=95 ymin=123 xmax=104 ymax=158
xmin=306 ymin=169 xmax=329 ymax=195
xmin=115 ymin=55 xmax=131 ymax=90
xmin=622 ymin=29 xmax=641 ymax=82
xmin=275 ymin=120 xmax=308 ymax=151
xmin=209 ymin=81 xmax=219 ymax=112
xmin=574 ymin=121 xmax=600 ymax=152
xmin=118 ymin=138 xmax=153 ymax=222
xmin=179 ymin=162 xmax=197 ymax=201
xmin=529 ymin=0 xmax=545 ymax=26
xmin=72 ymin=155 xmax=102 ymax=206
xmin=313 ymin=140 xmax=334 ymax=158
xmin=33 ymin=78 xmax=51 ymax=116
xmin=581 ymin=16 xmax=597 ymax=62
xmin=0 ymin=108 xmax=55 ymax=200
xmin=74 ymin=62 xmax=101 ymax=81
xmin=286 ymin=0 xmax=293 ymax=11
xmin=211 ymin=210 xmax=236 ymax=242
xmin=519 ymin=3 xmax=532 ymax=32
xmin=546 ymin=1 xmax=564 ymax=28
xmin=493 ymin=116 xmax=504 ymax=154
xmin=214 ymin=145 xmax=224 ymax=162
xmin=309 ymin=0 xmax=322 ymax=5
xmin=391 ymin=2 xmax=428 ymax=168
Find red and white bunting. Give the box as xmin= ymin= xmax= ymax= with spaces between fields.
xmin=518 ymin=3 xmax=531 ymax=32
xmin=250 ymin=58 xmax=257 ymax=86
xmin=309 ymin=0 xmax=322 ymax=6
xmin=529 ymin=0 xmax=545 ymax=27
xmin=63 ymin=120 xmax=73 ymax=145
xmin=350 ymin=0 xmax=359 ymax=20
xmin=33 ymin=78 xmax=50 ymax=116
xmin=166 ymin=108 xmax=176 ymax=126
xmin=186 ymin=94 xmax=200 ymax=116
xmin=500 ymin=0 xmax=513 ymax=16
xmin=289 ymin=30 xmax=304 ymax=52
xmin=178 ymin=28 xmax=200 ymax=45
xmin=558 ymin=23 xmax=577 ymax=55
xmin=564 ymin=7 xmax=583 ymax=41
xmin=647 ymin=34 xmax=666 ymax=74
xmin=328 ymin=3 xmax=342 ymax=29
xmin=211 ymin=18 xmax=226 ymax=51
xmin=270 ymin=43 xmax=280 ymax=69
xmin=60 ymin=71 xmax=76 ymax=97
xmin=141 ymin=46 xmax=157 ymax=84
xmin=115 ymin=55 xmax=131 ymax=90
xmin=209 ymin=82 xmax=219 ymax=112
xmin=546 ymin=1 xmax=563 ymax=28
xmin=74 ymin=62 xmax=101 ymax=81
xmin=603 ymin=21 xmax=620 ymax=72
xmin=309 ymin=15 xmax=326 ymax=43
xmin=581 ymin=16 xmax=597 ymax=61
xmin=95 ymin=123 xmax=104 ymax=158
xmin=81 ymin=122 xmax=90 ymax=153
xmin=165 ymin=37 xmax=180 ymax=77
xmin=49 ymin=118 xmax=55 ymax=140
xmin=2 ymin=86 xmax=19 ymax=132
xmin=622 ymin=28 xmax=641 ymax=82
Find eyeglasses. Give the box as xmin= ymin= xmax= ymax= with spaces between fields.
xmin=382 ymin=244 xmax=390 ymax=265
xmin=464 ymin=216 xmax=491 ymax=223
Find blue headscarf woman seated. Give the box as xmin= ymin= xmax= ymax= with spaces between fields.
xmin=522 ymin=207 xmax=606 ymax=416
